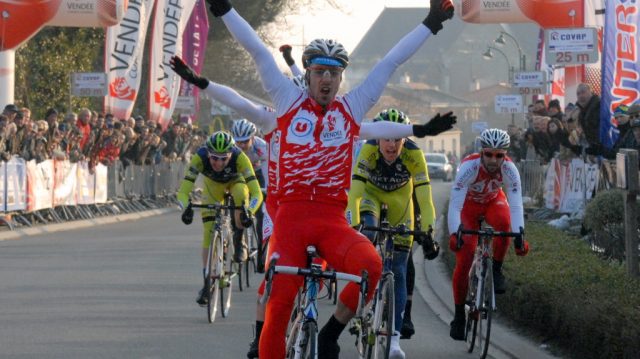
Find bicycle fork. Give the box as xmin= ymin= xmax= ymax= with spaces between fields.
xmin=293 ymin=281 xmax=319 ymax=359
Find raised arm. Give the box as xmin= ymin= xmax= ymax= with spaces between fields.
xmin=279 ymin=44 xmax=304 ymax=77
xmin=204 ymin=83 xmax=277 ymax=133
xmin=345 ymin=0 xmax=454 ymax=122
xmin=170 ymin=55 xmax=277 ymax=132
xmin=209 ymin=1 xmax=299 ymax=111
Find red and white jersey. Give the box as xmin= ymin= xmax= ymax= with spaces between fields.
xmin=274 ymin=95 xmax=360 ymax=203
xmin=447 ymin=153 xmax=524 ymax=234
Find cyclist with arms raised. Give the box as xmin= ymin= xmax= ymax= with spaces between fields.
xmin=347 ymin=108 xmax=440 ymax=359
xmin=177 ymin=131 xmax=263 ymax=306
xmin=447 ymin=128 xmax=529 ymax=340
xmin=188 ymin=2 xmax=455 ymax=357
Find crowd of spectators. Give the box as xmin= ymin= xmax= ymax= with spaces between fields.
xmin=0 ymin=104 xmax=206 ymax=168
xmin=463 ymin=83 xmax=640 ymax=168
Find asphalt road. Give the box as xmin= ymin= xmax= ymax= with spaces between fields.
xmin=0 ymin=180 xmax=555 ymax=358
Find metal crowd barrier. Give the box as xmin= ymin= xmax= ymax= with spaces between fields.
xmin=2 ymin=159 xmax=187 ymax=230
xmin=517 ymin=160 xmax=547 ymax=200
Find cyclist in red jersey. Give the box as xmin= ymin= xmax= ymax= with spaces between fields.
xmin=200 ymin=2 xmax=455 ymax=357
xmin=447 ymin=128 xmax=530 ymax=340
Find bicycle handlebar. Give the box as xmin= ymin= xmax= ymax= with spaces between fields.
xmin=189 ymin=202 xmax=246 ymax=211
xmin=362 ymin=224 xmax=432 ymax=237
xmin=259 ymin=257 xmax=368 ymax=307
xmin=456 ymin=224 xmax=524 ymax=250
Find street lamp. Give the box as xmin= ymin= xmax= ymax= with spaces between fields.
xmin=483 ymin=46 xmax=517 ymax=125
xmin=494 ymin=31 xmax=526 ymax=71
xmin=482 ymin=46 xmax=513 ymax=83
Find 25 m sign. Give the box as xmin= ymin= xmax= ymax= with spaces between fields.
xmin=545 ymin=28 xmax=599 ymax=65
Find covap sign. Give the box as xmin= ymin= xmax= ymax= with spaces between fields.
xmin=545 ymin=28 xmax=599 ymax=65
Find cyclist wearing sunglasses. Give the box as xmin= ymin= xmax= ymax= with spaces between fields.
xmin=169 ymin=54 xmax=447 ymax=358
xmin=347 ymin=108 xmax=441 ymax=358
xmin=447 ymin=128 xmax=529 ymax=340
xmin=200 ymin=1 xmax=455 ymax=357
xmin=177 ymin=131 xmax=263 ymax=306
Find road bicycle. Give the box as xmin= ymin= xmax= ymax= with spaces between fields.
xmin=456 ymin=220 xmax=523 ymax=359
xmin=190 ymin=197 xmax=245 ymax=323
xmin=242 ymin=215 xmax=260 ymax=290
xmin=261 ymin=245 xmax=368 ymax=359
xmin=353 ymin=204 xmax=428 ymax=359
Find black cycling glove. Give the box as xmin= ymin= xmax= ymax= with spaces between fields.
xmin=422 ymin=0 xmax=455 ymax=35
xmin=412 ymin=112 xmax=456 ymax=137
xmin=169 ymin=56 xmax=209 ymax=90
xmin=279 ymin=45 xmax=295 ymax=67
xmin=420 ymin=233 xmax=440 ymax=260
xmin=240 ymin=210 xmax=253 ymax=228
xmin=181 ymin=204 xmax=194 ymax=225
xmin=206 ymin=0 xmax=232 ymax=17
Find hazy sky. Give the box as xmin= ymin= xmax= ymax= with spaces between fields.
xmin=267 ymin=0 xmax=428 ymax=69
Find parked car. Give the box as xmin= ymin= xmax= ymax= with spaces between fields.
xmin=425 ymin=153 xmax=453 ymax=182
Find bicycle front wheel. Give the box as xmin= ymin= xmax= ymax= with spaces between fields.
xmin=370 ymin=276 xmax=394 ymax=359
xmin=466 ymin=270 xmax=479 ymax=352
xmin=301 ymin=321 xmax=318 ymax=359
xmin=220 ymin=233 xmax=234 ymax=318
xmin=477 ymin=264 xmax=493 ymax=359
xmin=207 ymin=232 xmax=223 ymax=324
xmin=285 ymin=292 xmax=303 ymax=358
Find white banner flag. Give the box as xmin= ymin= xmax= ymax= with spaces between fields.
xmin=148 ymin=0 xmax=196 ymax=129
xmin=104 ymin=0 xmax=155 ymax=120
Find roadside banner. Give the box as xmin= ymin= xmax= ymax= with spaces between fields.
xmin=53 ymin=161 xmax=78 ymax=206
xmin=94 ymin=164 xmax=109 ymax=203
xmin=0 ymin=161 xmax=5 ymax=212
xmin=76 ymin=162 xmax=96 ymax=205
xmin=600 ymin=0 xmax=640 ymax=148
xmin=544 ymin=158 xmax=599 ymax=213
xmin=5 ymin=157 xmax=27 ymax=212
xmin=148 ymin=0 xmax=196 ymax=129
xmin=26 ymin=160 xmax=55 ymax=211
xmin=104 ymin=0 xmax=155 ymax=120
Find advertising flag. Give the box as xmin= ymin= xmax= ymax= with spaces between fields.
xmin=600 ymin=1 xmax=640 ymax=148
xmin=148 ymin=0 xmax=196 ymax=130
xmin=179 ymin=0 xmax=209 ymax=124
xmin=104 ymin=0 xmax=155 ymax=120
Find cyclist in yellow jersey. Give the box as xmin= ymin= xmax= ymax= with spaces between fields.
xmin=346 ymin=109 xmax=439 ymax=359
xmin=178 ymin=131 xmax=263 ymax=306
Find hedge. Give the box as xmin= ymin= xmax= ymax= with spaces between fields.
xmin=441 ymin=221 xmax=640 ymax=359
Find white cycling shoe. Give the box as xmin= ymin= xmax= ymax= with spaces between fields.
xmin=389 ymin=331 xmax=405 ymax=359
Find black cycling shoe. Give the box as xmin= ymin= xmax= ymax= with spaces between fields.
xmin=318 ymin=332 xmax=340 ymax=359
xmin=449 ymin=318 xmax=466 ymax=341
xmin=493 ymin=268 xmax=506 ymax=294
xmin=400 ymin=317 xmax=415 ymax=339
xmin=196 ymin=287 xmax=208 ymax=306
xmin=246 ymin=338 xmax=259 ymax=358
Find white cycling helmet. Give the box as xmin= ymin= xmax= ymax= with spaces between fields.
xmin=292 ymin=75 xmax=307 ymax=90
xmin=479 ymin=128 xmax=510 ymax=149
xmin=302 ymin=39 xmax=349 ymax=69
xmin=231 ymin=119 xmax=257 ymax=142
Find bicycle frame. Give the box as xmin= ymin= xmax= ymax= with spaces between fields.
xmin=456 ymin=222 xmax=522 ymax=358
xmin=357 ymin=203 xmax=428 ymax=359
xmin=191 ymin=198 xmax=246 ymax=322
xmin=262 ymin=246 xmax=368 ymax=359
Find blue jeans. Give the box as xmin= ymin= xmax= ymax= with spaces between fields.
xmin=361 ymin=212 xmax=410 ymax=333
